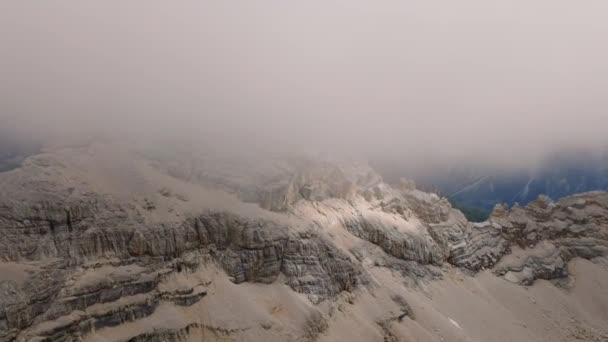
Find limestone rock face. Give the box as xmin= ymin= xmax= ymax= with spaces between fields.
xmin=342 ymin=216 xmax=447 ymax=265
xmin=193 ymin=213 xmax=365 ymax=301
xmin=451 ymin=192 xmax=608 ymax=284
xmin=255 ymin=161 xmax=371 ymax=211
xmin=447 ymin=221 xmax=510 ymax=270
xmin=1 ymin=145 xmax=608 ymax=341
xmin=0 ymin=201 xmax=366 ymax=341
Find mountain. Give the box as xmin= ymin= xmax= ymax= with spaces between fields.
xmin=1 ymin=143 xmax=608 ymax=341
xmin=0 ymin=137 xmax=40 ymax=173
xmin=450 ymin=156 xmax=608 ymax=210
xmin=375 ymin=151 xmax=608 ymax=222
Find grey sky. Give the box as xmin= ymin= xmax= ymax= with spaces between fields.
xmin=2 ymin=0 xmax=608 ymax=168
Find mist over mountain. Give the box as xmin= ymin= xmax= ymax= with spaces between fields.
xmin=0 ymin=129 xmax=41 ymax=173
xmin=449 ymin=153 xmax=608 ymax=208
xmin=374 ymin=149 xmax=608 ymax=221
xmin=3 ymin=0 xmax=608 ymax=168
xmin=2 ymin=1 xmax=608 ymax=341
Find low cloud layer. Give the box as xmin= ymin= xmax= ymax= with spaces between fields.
xmin=2 ymin=0 xmax=608 ymax=168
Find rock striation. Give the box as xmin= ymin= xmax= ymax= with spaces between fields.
xmin=1 ymin=145 xmax=608 ymax=341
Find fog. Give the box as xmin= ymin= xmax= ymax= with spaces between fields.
xmin=2 ymin=0 xmax=608 ymax=170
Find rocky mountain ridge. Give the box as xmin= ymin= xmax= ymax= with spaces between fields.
xmin=1 ymin=144 xmax=607 ymax=341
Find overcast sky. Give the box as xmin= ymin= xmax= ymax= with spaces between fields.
xmin=1 ymin=0 xmax=608 ymax=168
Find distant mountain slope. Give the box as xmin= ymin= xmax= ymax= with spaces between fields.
xmin=374 ymin=150 xmax=608 ymax=219
xmin=0 ymin=137 xmax=40 ymax=173
xmin=449 ymin=160 xmax=608 ymax=211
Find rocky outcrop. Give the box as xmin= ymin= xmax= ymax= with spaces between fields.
xmin=450 ymin=192 xmax=608 ymax=284
xmin=195 ymin=213 xmax=365 ymax=302
xmin=2 ymin=147 xmax=608 ymax=341
xmin=0 ymin=254 xmax=210 ymax=342
xmin=0 ymin=199 xmax=365 ymax=341
xmin=446 ymin=221 xmax=510 ymax=271
xmin=342 ymin=216 xmax=446 ymax=265
xmin=254 ymin=161 xmax=371 ymax=212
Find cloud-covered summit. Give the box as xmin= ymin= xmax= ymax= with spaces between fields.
xmin=2 ymin=0 xmax=608 ymax=167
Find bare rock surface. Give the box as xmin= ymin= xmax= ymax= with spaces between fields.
xmin=1 ymin=143 xmax=608 ymax=341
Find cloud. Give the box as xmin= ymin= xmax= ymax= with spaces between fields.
xmin=1 ymin=0 xmax=608 ymax=167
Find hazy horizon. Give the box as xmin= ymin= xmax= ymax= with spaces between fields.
xmin=2 ymin=0 xmax=608 ymax=170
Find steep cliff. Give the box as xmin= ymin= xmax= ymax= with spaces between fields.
xmin=1 ymin=144 xmax=607 ymax=342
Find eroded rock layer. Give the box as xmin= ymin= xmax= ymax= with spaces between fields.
xmin=1 ymin=144 xmax=607 ymax=341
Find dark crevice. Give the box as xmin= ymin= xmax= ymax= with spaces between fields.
xmin=66 ymin=209 xmax=73 ymax=232
xmin=193 ymin=219 xmax=203 ymax=244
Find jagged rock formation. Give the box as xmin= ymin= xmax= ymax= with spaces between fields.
xmin=447 ymin=193 xmax=608 ymax=284
xmin=1 ymin=144 xmax=608 ymax=342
